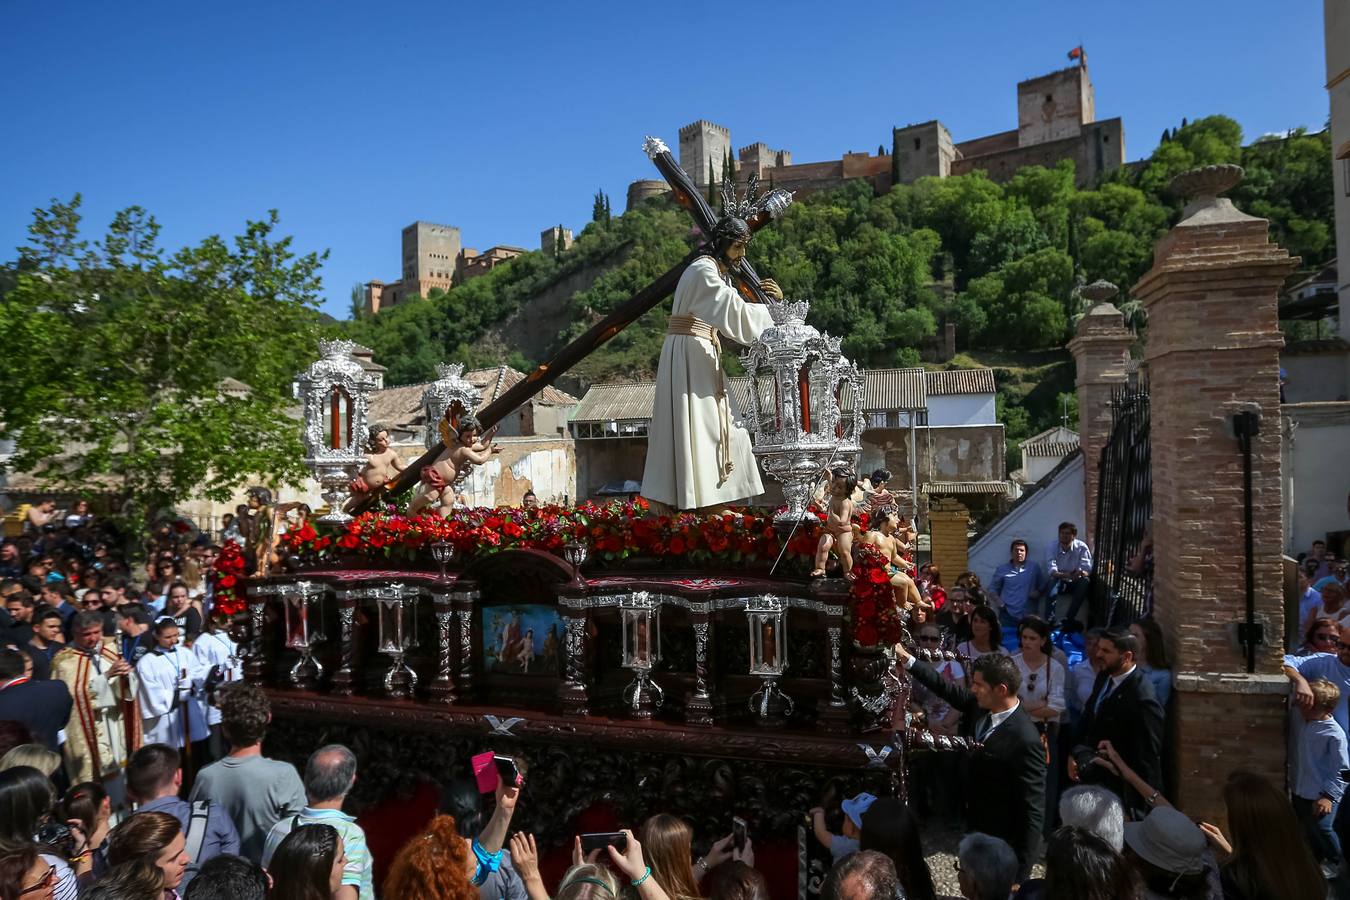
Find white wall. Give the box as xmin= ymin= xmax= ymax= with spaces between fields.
xmin=1282 ymin=402 xmax=1350 ymax=555
xmin=1024 ymin=454 xmax=1065 ymax=484
xmin=927 ymin=393 xmax=997 ymax=426
xmin=969 ymin=453 xmax=1085 ymax=585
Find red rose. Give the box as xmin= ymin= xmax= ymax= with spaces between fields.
xmin=337 ymin=534 xmax=360 ymax=550
xmin=669 ymin=537 xmax=686 ymax=555
xmin=217 ymin=574 xmax=237 ymax=589
xmin=867 ymin=567 xmax=888 ymax=585
xmin=856 ymin=600 xmax=877 ymax=619
xmin=855 ymin=623 xmax=879 ymax=646
xmin=297 ymin=524 xmax=318 ymax=543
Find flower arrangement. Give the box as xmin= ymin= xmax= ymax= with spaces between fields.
xmin=848 ymin=543 xmax=906 ymax=648
xmin=273 ymin=497 xmax=826 ymax=572
xmin=211 ymin=540 xmax=248 ymax=616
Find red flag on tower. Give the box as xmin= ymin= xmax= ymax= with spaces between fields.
xmin=1068 ymin=45 xmax=1086 ymax=66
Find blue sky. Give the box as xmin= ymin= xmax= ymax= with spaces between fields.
xmin=0 ymin=1 xmax=1330 ymax=319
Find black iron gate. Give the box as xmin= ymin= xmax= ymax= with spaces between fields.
xmin=1089 ymin=382 xmax=1152 ymax=626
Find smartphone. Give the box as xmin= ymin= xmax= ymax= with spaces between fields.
xmin=493 ymin=754 xmax=522 ymax=788
xmin=580 ymin=832 xmax=627 ymax=854
xmin=732 ymin=816 xmax=747 ymax=854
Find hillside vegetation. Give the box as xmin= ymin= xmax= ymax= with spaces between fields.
xmin=337 ymin=116 xmax=1334 ymax=460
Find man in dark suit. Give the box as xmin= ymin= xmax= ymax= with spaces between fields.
xmin=0 ymin=646 xmax=72 ymax=752
xmin=1071 ymin=626 xmax=1164 ymax=817
xmin=894 ymin=641 xmax=1046 ymax=879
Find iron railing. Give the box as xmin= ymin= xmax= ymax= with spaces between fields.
xmin=1089 ymin=382 xmax=1152 ymax=626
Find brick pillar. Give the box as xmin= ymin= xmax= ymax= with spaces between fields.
xmin=1066 ymin=280 xmax=1132 ymax=547
xmin=1133 ymin=165 xmax=1298 ymax=824
xmin=928 ymin=499 xmax=969 ymax=584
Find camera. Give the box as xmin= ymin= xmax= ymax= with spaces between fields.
xmin=35 ymin=822 xmax=73 ymax=853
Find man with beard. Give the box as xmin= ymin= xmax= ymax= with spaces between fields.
xmin=1070 ymin=627 xmax=1164 ymax=818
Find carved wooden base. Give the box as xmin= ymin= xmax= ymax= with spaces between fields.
xmin=684 ymin=693 xmax=714 ymax=727
xmin=816 ymin=703 xmax=852 ymax=735
xmin=331 ymin=669 xmax=356 ymax=697
xmin=558 ymin=682 xmax=589 ymax=718
xmin=428 ymin=677 xmax=456 ymax=705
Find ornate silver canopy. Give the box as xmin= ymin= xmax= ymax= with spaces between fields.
xmin=741 ymin=298 xmax=863 ymax=523
xmin=421 ymin=363 xmax=482 ymax=452
xmin=296 ymin=340 xmax=376 ymax=524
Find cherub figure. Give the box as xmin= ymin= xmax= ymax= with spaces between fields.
xmin=410 ymin=413 xmax=500 ymax=516
xmin=857 ymin=505 xmax=926 ymax=612
xmin=350 ymin=423 xmax=406 ymax=497
xmin=811 ymin=466 xmax=857 ymax=579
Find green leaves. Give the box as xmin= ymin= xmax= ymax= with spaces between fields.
xmin=0 ymin=196 xmax=322 ymax=529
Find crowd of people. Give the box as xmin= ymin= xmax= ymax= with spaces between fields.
xmin=3 ymin=495 xmax=1349 ymax=899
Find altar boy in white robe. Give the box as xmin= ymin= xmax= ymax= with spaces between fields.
xmin=136 ymin=618 xmax=209 ymax=757
xmin=191 ymin=612 xmax=241 ymax=761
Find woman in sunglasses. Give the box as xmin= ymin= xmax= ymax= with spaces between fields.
xmin=0 ymin=844 xmax=55 ymax=900
xmin=1294 ymin=617 xmax=1342 ymax=658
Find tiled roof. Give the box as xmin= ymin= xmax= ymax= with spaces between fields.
xmin=1024 ymin=441 xmax=1079 ymax=458
xmin=572 ymin=368 xmax=927 ymax=424
xmin=920 ymin=481 xmax=1010 ymax=496
xmin=570 ymin=382 xmax=655 ymax=423
xmin=925 ymin=368 xmax=996 ymax=396
xmin=366 ymin=366 xmax=578 ymax=431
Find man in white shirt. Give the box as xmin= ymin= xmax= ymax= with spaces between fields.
xmin=1047 ymin=522 xmax=1093 ymax=628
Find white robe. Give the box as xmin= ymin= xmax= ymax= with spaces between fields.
xmin=191 ymin=631 xmax=240 ymax=727
xmin=642 ymin=256 xmax=774 ymax=509
xmin=136 ymin=648 xmax=209 ymax=747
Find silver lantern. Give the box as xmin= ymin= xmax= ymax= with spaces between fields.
xmin=620 ymin=591 xmax=663 ymax=718
xmin=746 ymin=594 xmax=794 ymax=725
xmin=423 ymin=361 xmax=488 ymax=493
xmin=372 ymin=583 xmax=421 ymax=699
xmin=298 ymin=340 xmax=376 ymax=525
xmin=281 ymin=581 xmax=326 ymax=689
xmin=742 ymin=298 xmax=863 ymax=523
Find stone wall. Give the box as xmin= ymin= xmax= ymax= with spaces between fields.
xmin=679 ymin=120 xmax=732 ymax=187
xmin=951 ymin=119 xmax=1124 ymax=186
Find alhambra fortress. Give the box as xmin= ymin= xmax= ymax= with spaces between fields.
xmin=363 ymin=62 xmax=1123 ymax=316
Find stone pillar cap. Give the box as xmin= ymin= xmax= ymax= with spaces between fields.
xmin=1170 ymin=164 xmax=1260 ymax=225
xmin=1081 ymin=279 xmax=1119 ymax=303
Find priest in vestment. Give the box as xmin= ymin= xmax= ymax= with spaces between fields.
xmin=136 ymin=618 xmax=209 ymax=749
xmin=53 ymin=611 xmax=141 ymax=805
xmin=642 ymin=217 xmax=783 ymax=511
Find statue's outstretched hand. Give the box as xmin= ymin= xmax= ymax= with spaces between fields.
xmin=760 ymin=279 xmax=784 ymax=300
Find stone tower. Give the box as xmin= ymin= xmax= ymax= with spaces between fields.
xmin=1017 ymin=65 xmax=1096 ymax=148
xmin=891 ymin=121 xmax=956 ymax=183
xmin=679 ymin=120 xmax=732 ymax=187
xmin=402 ymin=221 xmax=461 ymax=283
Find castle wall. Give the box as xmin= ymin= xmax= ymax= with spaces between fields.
xmin=1018 ymin=65 xmax=1094 ymax=148
xmin=951 ymin=118 xmax=1124 ymax=185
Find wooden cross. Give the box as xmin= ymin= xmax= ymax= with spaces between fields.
xmin=351 ymin=138 xmax=792 ymax=514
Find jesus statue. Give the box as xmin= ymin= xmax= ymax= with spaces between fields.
xmin=641 ymin=213 xmax=784 ymax=513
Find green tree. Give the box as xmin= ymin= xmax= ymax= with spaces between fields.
xmin=592 ymin=190 xmax=608 ymax=223
xmin=0 ymin=196 xmax=324 ymax=529
xmin=348 ymin=281 xmax=366 ymax=319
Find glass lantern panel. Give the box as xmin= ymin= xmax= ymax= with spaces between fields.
xmin=797 ymin=361 xmax=814 ymax=434
xmin=808 ymin=365 xmax=832 ymax=436
xmin=285 ymin=597 xmax=309 ymax=649
xmin=755 ymin=371 xmax=779 ymax=433
xmin=325 ymin=386 xmax=353 ymax=451
xmin=378 ymin=600 xmax=403 ymax=652
xmin=836 ymin=379 xmax=856 ymax=440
